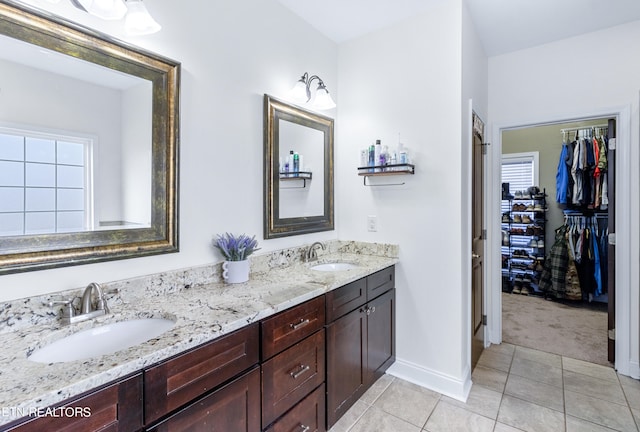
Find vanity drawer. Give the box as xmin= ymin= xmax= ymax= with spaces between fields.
xmin=325 ymin=277 xmax=367 ymax=322
xmin=4 ymin=373 xmax=142 ymax=432
xmin=367 ymin=266 xmax=395 ymax=300
xmin=261 ymin=296 xmax=325 ymax=360
xmin=264 ymin=383 xmax=326 ymax=432
xmin=261 ymin=329 xmax=325 ymax=428
xmin=144 ymin=323 xmax=259 ymax=424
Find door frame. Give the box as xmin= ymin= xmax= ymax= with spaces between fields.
xmin=485 ymin=105 xmax=638 ymax=377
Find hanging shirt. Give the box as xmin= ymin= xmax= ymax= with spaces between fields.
xmin=556 ymin=142 xmax=570 ymax=204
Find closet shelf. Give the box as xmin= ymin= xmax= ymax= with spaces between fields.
xmin=357 ymin=163 xmax=415 ymax=186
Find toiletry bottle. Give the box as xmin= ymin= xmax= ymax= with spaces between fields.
xmin=360 ymin=149 xmax=368 ymax=168
xmin=293 ymin=152 xmax=299 ymax=176
xmin=380 ymin=145 xmax=389 ymax=170
xmin=398 ymin=142 xmax=407 ymax=165
xmin=299 ymin=154 xmax=304 ymax=173
xmin=368 ymin=145 xmax=375 ymax=172
xmin=374 ymin=140 xmax=381 ymax=172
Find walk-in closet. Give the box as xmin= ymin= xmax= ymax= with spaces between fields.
xmin=500 ymin=118 xmax=614 ymax=367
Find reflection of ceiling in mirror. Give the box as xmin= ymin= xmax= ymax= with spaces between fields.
xmin=0 ymin=33 xmax=143 ymax=90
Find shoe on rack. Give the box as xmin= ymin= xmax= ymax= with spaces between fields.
xmin=521 ymin=215 xmax=533 ymax=224
xmin=537 ymin=240 xmax=545 ymax=248
xmin=534 ymin=203 xmax=545 ymax=212
xmin=515 ymin=190 xmax=523 ymax=199
xmin=525 ymin=204 xmax=535 ymax=211
xmin=512 ymin=283 xmax=522 ymax=294
xmin=502 ymin=213 xmax=511 ymax=223
xmin=520 ymin=285 xmax=531 ymax=295
xmin=528 ymin=239 xmax=537 ymax=248
xmin=513 ymin=214 xmax=522 ymax=223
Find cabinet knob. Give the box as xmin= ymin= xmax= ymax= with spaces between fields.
xmin=300 ymin=425 xmax=310 ymax=432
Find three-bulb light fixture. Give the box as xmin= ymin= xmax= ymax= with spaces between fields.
xmin=43 ymin=0 xmax=161 ymax=36
xmin=290 ymin=72 xmax=336 ymax=110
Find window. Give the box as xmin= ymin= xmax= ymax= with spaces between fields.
xmin=0 ymin=128 xmax=93 ymax=236
xmin=501 ymin=152 xmax=539 ymax=212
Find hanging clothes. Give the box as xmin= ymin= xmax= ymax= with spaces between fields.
xmin=556 ymin=142 xmax=570 ymax=204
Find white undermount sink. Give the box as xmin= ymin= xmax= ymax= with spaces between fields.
xmin=310 ymin=262 xmax=359 ymax=272
xmin=28 ymin=318 xmax=175 ymax=363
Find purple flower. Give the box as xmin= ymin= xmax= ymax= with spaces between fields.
xmin=213 ymin=233 xmax=260 ymax=261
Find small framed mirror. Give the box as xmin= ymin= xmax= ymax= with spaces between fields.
xmin=0 ymin=1 xmax=179 ymax=274
xmin=263 ymin=95 xmax=334 ymax=238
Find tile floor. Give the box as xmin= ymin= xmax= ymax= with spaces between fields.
xmin=329 ymin=343 xmax=640 ymax=432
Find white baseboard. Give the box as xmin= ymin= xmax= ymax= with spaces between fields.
xmin=629 ymin=359 xmax=640 ymax=379
xmin=386 ymin=358 xmax=472 ymax=402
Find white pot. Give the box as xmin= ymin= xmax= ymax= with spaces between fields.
xmin=222 ymin=260 xmax=249 ymax=284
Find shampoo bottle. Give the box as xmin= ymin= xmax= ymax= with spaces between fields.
xmin=293 ymin=152 xmax=299 ymax=176
xmin=374 ymin=140 xmax=381 ymax=172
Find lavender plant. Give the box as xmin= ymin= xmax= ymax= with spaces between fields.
xmin=213 ymin=233 xmax=260 ymax=261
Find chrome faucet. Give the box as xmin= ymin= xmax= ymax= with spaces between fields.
xmin=81 ymin=282 xmax=110 ymax=315
xmin=48 ymin=282 xmax=109 ymax=325
xmin=306 ymin=241 xmax=326 ymax=262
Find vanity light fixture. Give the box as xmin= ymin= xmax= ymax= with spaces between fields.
xmin=124 ymin=0 xmax=161 ymax=35
xmin=69 ymin=0 xmax=161 ymax=35
xmin=70 ymin=0 xmax=128 ymax=20
xmin=290 ymin=72 xmax=336 ymax=110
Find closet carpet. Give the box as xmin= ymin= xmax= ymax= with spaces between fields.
xmin=502 ymin=292 xmax=609 ymax=366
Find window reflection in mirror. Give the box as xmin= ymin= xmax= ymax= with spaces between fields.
xmin=0 ymin=34 xmax=153 ymax=237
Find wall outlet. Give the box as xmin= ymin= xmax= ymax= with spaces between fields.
xmin=367 ymin=215 xmax=378 ymax=232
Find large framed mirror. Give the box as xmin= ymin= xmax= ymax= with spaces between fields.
xmin=263 ymin=95 xmax=333 ymax=239
xmin=0 ymin=1 xmax=179 ymax=274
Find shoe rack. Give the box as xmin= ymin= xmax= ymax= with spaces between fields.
xmin=501 ymin=189 xmax=547 ymax=295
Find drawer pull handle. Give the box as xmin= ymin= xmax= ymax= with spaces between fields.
xmin=300 ymin=425 xmax=310 ymax=432
xmin=290 ymin=318 xmax=310 ymax=330
xmin=290 ymin=364 xmax=310 ymax=379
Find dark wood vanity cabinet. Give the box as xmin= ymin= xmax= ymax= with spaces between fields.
xmin=2 ymin=373 xmax=143 ymax=432
xmin=326 ymin=266 xmax=395 ymax=428
xmin=144 ymin=323 xmax=260 ymax=428
xmin=261 ymin=296 xmax=326 ymax=431
xmin=147 ymin=366 xmax=261 ymax=432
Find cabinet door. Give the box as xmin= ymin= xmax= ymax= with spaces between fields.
xmin=325 ymin=307 xmax=366 ymax=428
xmin=4 ymin=373 xmax=143 ymax=432
xmin=148 ymin=366 xmax=260 ymax=432
xmin=366 ymin=289 xmax=395 ymax=382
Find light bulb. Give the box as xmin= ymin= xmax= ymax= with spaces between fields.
xmin=124 ymin=0 xmax=161 ymax=36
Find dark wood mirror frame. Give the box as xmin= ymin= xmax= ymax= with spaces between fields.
xmin=263 ymin=94 xmax=334 ymax=239
xmin=0 ymin=1 xmax=180 ymax=274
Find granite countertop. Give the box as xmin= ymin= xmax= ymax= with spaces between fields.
xmin=0 ymin=244 xmax=397 ymax=426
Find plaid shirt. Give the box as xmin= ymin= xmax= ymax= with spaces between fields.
xmin=539 ymin=225 xmax=569 ymax=298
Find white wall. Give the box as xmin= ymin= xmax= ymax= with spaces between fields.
xmin=488 ymin=21 xmax=640 ymax=377
xmin=336 ymin=1 xmax=472 ymax=399
xmin=0 ymin=0 xmax=338 ymax=301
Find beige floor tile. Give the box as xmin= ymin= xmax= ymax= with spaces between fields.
xmin=493 ymin=422 xmax=526 ymax=432
xmin=509 ymin=356 xmax=563 ymax=388
xmin=514 ymin=345 xmax=562 ymax=368
xmin=565 ymin=389 xmax=638 ymax=432
xmin=619 ymin=375 xmax=640 ymax=409
xmin=440 ymin=383 xmax=502 ymax=419
xmin=566 ymin=415 xmax=621 ymax=431
xmin=373 ymin=379 xmax=439 ymax=427
xmin=329 ymin=400 xmax=369 ymax=432
xmin=497 ymin=394 xmax=565 ymax=432
xmin=485 ymin=342 xmax=516 ymax=357
xmin=360 ymin=374 xmax=395 ymax=405
xmin=423 ymin=400 xmax=494 ymax=432
xmin=478 ymin=349 xmax=513 ymax=372
xmin=505 ymin=374 xmax=564 ymax=412
xmin=472 ymin=365 xmax=508 ymax=393
xmin=632 ymin=408 xmax=639 ymax=428
xmin=349 ymin=405 xmax=421 ymax=432
xmin=564 ymin=370 xmax=627 ymax=405
xmin=563 ymin=357 xmax=618 ymax=383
